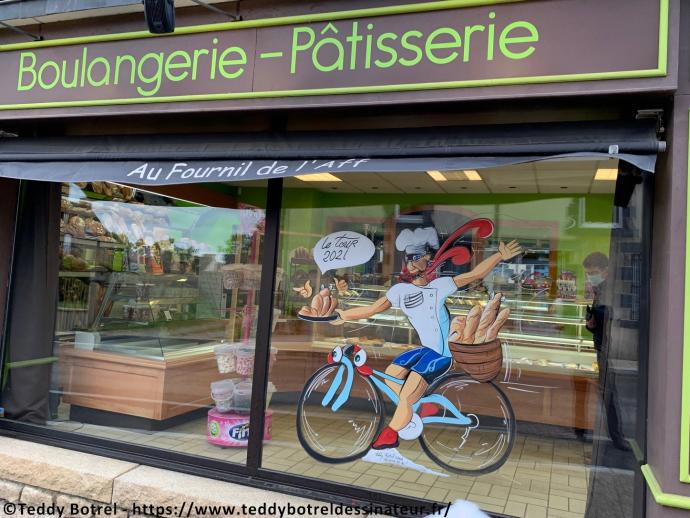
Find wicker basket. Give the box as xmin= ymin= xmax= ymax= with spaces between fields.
xmin=449 ymin=338 xmax=503 ymax=382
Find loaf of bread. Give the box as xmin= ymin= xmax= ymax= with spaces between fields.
xmin=121 ymin=186 xmax=135 ymax=200
xmin=68 ymin=216 xmax=86 ymax=231
xmin=85 ymin=218 xmax=106 ymax=236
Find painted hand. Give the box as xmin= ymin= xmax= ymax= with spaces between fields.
xmin=334 ymin=277 xmax=349 ymax=296
xmin=292 ymin=279 xmax=313 ymax=298
xmin=499 ymin=240 xmax=522 ymax=260
xmin=449 ymin=292 xmax=511 ymax=344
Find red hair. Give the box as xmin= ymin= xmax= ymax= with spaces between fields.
xmin=398 ymin=218 xmax=494 ymax=283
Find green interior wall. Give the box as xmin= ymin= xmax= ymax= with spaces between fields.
xmin=277 ymin=189 xmax=616 ymax=295
xmin=207 ymin=183 xmax=616 ymax=298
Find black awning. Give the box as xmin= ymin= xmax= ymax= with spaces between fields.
xmin=0 ymin=120 xmax=661 ymax=185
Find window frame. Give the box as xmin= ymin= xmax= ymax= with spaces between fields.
xmin=0 ymin=174 xmax=654 ymax=518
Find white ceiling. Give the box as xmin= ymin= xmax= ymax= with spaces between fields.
xmin=276 ymin=159 xmax=619 ymax=194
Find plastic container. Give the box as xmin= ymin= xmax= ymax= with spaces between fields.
xmin=214 ymin=343 xmax=237 ymax=373
xmin=233 ymin=379 xmax=252 ymax=413
xmin=210 ymin=379 xmax=235 ymax=413
xmin=236 ymin=346 xmax=255 ymax=376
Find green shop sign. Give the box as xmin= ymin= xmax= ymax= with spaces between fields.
xmin=0 ymin=0 xmax=668 ymax=111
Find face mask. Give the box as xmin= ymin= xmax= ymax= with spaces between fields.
xmin=587 ymin=274 xmax=604 ymax=286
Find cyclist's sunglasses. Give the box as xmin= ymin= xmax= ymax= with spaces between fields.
xmin=406 ymin=252 xmax=430 ymax=263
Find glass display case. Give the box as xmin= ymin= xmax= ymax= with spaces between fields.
xmin=277 ymin=223 xmax=597 ymax=379
xmin=304 ymin=283 xmax=597 ymax=368
xmin=271 ymin=206 xmax=601 ymax=431
xmin=54 ymin=182 xmax=268 ymax=428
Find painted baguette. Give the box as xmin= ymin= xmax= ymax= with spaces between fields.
xmin=449 ymin=315 xmax=466 ymax=342
xmin=327 ymin=296 xmax=338 ymax=316
xmin=311 ymin=294 xmax=323 ymax=313
xmin=485 ymin=308 xmax=511 ymax=341
xmin=299 ymin=306 xmax=315 ymax=316
xmin=319 ymin=288 xmax=333 ymax=316
xmin=473 ymin=329 xmax=487 ymax=344
xmin=474 ymin=294 xmax=504 ymax=342
xmin=477 ymin=293 xmax=502 ymax=331
xmin=461 ymin=305 xmax=482 ymax=343
xmin=320 ymin=295 xmax=330 ymax=316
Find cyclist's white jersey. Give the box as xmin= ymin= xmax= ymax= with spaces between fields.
xmin=385 ymin=276 xmax=457 ymax=357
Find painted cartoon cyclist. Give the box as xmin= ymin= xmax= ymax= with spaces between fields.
xmin=331 ymin=219 xmax=522 ymax=450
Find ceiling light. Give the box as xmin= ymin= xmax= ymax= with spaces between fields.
xmin=594 ymin=167 xmax=618 ymax=181
xmin=463 ymin=170 xmax=483 ymax=181
xmin=427 ymin=171 xmax=447 ymax=182
xmin=442 ymin=171 xmax=468 ymax=181
xmin=430 ymin=170 xmax=483 ymax=181
xmin=295 ymin=173 xmax=342 ymax=182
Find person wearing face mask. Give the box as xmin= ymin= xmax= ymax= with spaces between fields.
xmin=582 ymin=252 xmax=629 ymax=451
xmin=584 ymin=252 xmax=609 ymax=348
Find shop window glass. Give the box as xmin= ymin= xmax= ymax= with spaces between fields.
xmin=264 ymin=162 xmax=648 ymax=518
xmin=5 ymin=181 xmax=269 ymax=465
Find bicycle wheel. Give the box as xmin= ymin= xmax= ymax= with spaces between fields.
xmin=419 ymin=373 xmax=516 ymax=475
xmin=296 ymin=364 xmax=384 ymax=464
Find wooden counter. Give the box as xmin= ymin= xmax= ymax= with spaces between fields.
xmin=58 ymin=343 xmax=224 ymax=422
xmin=269 ymin=340 xmax=599 ymax=430
xmin=59 ymin=337 xmax=600 ymax=431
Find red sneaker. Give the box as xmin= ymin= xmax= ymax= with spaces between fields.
xmin=419 ymin=403 xmax=440 ymax=418
xmin=371 ymin=426 xmax=399 ymax=450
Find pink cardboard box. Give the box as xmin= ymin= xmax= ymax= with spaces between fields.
xmin=207 ymin=409 xmax=272 ymax=447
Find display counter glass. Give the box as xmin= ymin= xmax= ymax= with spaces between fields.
xmin=49 ymin=181 xmax=270 ymax=465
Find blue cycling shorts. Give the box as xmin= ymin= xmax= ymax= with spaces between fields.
xmin=392 ymin=347 xmax=452 ymax=384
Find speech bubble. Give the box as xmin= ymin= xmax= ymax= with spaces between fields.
xmin=313 ymin=231 xmax=376 ymax=274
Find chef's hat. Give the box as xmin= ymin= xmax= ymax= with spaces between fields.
xmin=396 ymin=227 xmax=440 ymax=256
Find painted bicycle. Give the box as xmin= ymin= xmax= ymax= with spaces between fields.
xmin=296 ymin=343 xmax=516 ymax=475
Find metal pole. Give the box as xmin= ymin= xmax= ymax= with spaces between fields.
xmin=187 ymin=0 xmax=239 ymax=21
xmin=246 ymin=177 xmax=282 ymax=473
xmin=0 ymin=21 xmax=41 ymax=41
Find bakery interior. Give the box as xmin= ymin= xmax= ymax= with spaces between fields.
xmin=45 ymin=160 xmax=644 ymax=517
